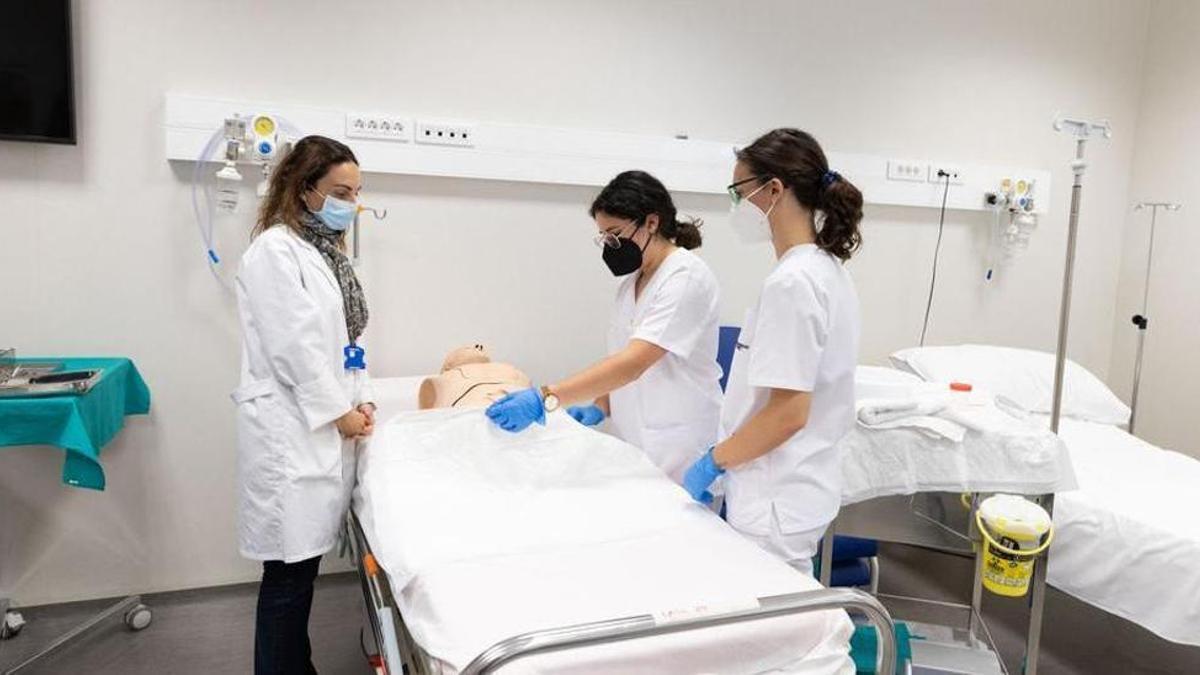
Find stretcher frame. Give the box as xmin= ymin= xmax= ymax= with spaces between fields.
xmin=820 ymin=490 xmax=1049 ymax=675
xmin=347 ymin=511 xmax=897 ymax=675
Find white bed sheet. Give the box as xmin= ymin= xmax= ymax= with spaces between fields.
xmin=1047 ymin=418 xmax=1200 ymax=646
xmin=840 ymin=378 xmax=1076 ymax=504
xmin=356 ymin=380 xmax=854 ymax=674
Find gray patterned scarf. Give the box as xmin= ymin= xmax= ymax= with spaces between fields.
xmin=297 ymin=213 xmax=369 ymax=343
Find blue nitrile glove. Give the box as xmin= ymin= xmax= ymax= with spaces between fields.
xmin=567 ymin=404 xmax=606 ymax=427
xmin=485 ymin=387 xmax=546 ymax=433
xmin=683 ymin=447 xmax=725 ymax=504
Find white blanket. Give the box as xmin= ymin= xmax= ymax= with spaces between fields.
xmin=1048 ymin=418 xmax=1200 ymax=646
xmin=842 ymin=385 xmax=1076 ymax=504
xmin=355 ymin=404 xmax=854 ymax=674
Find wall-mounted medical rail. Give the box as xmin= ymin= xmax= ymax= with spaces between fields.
xmin=347 ymin=512 xmax=896 ymax=675
xmin=165 ymin=94 xmax=1052 ymax=214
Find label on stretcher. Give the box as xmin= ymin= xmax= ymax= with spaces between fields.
xmin=652 ymin=598 xmax=762 ymax=626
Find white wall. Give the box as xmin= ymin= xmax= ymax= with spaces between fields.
xmin=0 ymin=0 xmax=1151 ymax=605
xmin=1108 ymin=0 xmax=1200 ymax=458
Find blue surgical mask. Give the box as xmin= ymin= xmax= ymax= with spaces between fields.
xmin=310 ymin=190 xmax=358 ymax=232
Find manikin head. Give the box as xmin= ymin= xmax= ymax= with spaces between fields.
xmin=441 ymin=344 xmax=492 ymax=372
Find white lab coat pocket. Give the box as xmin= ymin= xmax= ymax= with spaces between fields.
xmin=288 ymin=415 xmax=343 ymax=480
xmin=233 ymin=379 xmax=285 ymax=451
xmin=234 ymin=378 xmax=288 ymax=555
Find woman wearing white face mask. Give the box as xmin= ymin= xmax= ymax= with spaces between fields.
xmin=681 ymin=129 xmax=864 ymax=576
xmin=233 ymin=135 xmax=376 ymax=674
xmin=484 ymin=171 xmax=724 ymax=484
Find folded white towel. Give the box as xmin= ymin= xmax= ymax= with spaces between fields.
xmin=856 ymin=396 xmax=967 ymax=442
xmin=857 ymin=396 xmax=948 ymax=425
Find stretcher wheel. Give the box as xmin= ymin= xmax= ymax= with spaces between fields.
xmin=2 ymin=611 xmax=25 ymax=639
xmin=124 ymin=604 xmax=152 ymax=631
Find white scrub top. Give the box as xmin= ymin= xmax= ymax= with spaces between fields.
xmin=607 ymin=248 xmax=723 ymax=483
xmin=721 ymin=243 xmax=860 ymax=537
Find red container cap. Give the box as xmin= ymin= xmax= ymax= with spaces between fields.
xmin=950 ymin=382 xmax=973 ymax=392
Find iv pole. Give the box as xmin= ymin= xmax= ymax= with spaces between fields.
xmin=1024 ymin=115 xmax=1112 ymax=675
xmin=1128 ymin=201 xmax=1181 ymax=435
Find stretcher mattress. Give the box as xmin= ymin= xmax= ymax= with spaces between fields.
xmin=355 ymin=378 xmax=854 ymax=674
xmin=839 ymin=369 xmax=1077 ymax=504
xmin=1047 ymin=418 xmax=1200 ymax=646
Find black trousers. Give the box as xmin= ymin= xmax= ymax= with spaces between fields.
xmin=255 ymin=555 xmax=322 ymax=675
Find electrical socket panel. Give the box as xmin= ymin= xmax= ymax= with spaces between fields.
xmin=929 ymin=164 xmax=964 ymax=185
xmin=346 ymin=113 xmax=412 ymax=141
xmin=415 ymin=120 xmax=476 ymax=147
xmin=887 ymin=160 xmax=927 ymax=182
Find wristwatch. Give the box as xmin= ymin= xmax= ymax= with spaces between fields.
xmin=540 ymin=385 xmax=561 ymax=413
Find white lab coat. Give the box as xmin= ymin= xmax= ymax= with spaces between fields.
xmin=720 ymin=244 xmax=859 ymax=560
xmin=232 ymin=225 xmax=373 ymax=564
xmin=607 ymin=248 xmax=723 ymax=483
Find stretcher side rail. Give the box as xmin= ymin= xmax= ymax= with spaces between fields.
xmin=348 ymin=512 xmax=895 ymax=675
xmin=347 ymin=512 xmax=428 ymax=674
xmin=461 ymin=587 xmax=896 ymax=675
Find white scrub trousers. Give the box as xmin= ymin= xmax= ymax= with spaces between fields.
xmin=735 ymin=509 xmax=827 ymax=579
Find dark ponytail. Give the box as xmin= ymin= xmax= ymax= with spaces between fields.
xmin=589 ymin=170 xmax=703 ymax=250
xmin=816 ymin=177 xmax=864 ymax=261
xmin=735 ymin=128 xmax=863 ymax=261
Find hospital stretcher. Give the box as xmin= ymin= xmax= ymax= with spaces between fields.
xmin=818 ymin=367 xmax=1079 ymax=674
xmin=865 ymin=356 xmax=1200 ymax=652
xmin=347 ymin=377 xmax=897 ymax=675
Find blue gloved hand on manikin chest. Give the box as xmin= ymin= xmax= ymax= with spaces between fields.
xmin=485 ymin=387 xmax=546 ymax=433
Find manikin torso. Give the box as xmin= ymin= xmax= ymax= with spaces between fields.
xmin=418 ymin=344 xmax=531 ymax=409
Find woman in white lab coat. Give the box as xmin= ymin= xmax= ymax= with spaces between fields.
xmin=233 ymin=136 xmax=375 ymax=675
xmin=681 ymin=129 xmax=864 ymax=576
xmin=485 ymin=171 xmax=723 ymax=483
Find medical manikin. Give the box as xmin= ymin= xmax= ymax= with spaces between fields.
xmin=418 ymin=344 xmax=531 ymax=409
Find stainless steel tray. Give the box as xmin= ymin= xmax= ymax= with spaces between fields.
xmin=0 ymin=369 xmax=102 ymax=398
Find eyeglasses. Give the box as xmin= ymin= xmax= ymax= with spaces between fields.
xmin=727 ymin=175 xmax=769 ymax=206
xmin=592 ymin=220 xmax=640 ymax=249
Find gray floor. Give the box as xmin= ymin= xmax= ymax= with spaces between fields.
xmin=0 ymin=574 xmax=371 ymax=675
xmin=1 ymin=546 xmax=1196 ymax=674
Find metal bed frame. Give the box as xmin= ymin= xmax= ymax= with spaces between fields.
xmin=346 ymin=512 xmax=897 ymax=675
xmin=0 ymin=595 xmax=152 ymax=675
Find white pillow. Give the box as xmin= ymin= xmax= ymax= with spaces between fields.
xmin=855 ymin=365 xmax=927 ymax=400
xmin=889 ymin=345 xmax=1130 ymax=426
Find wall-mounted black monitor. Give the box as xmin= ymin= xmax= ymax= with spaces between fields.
xmin=0 ymin=0 xmax=76 ymax=144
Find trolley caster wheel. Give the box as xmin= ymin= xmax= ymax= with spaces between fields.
xmin=2 ymin=611 xmax=26 ymax=639
xmin=124 ymin=604 xmax=152 ymax=631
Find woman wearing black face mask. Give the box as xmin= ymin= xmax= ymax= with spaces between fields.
xmin=485 ymin=170 xmax=723 ymax=484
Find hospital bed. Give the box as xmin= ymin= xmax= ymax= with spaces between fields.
xmin=1047 ymin=416 xmax=1200 ymax=647
xmin=818 ymin=364 xmax=1078 ymax=674
xmin=347 ymin=376 xmax=897 ymax=675
xmin=885 ymin=343 xmax=1200 ymax=647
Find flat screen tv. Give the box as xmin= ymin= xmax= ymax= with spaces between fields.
xmin=0 ymin=0 xmax=76 ymax=144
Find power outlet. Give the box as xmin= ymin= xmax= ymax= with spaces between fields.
xmin=346 ymin=113 xmax=412 ymax=142
xmin=929 ymin=164 xmax=964 ymax=185
xmin=887 ymin=160 xmax=927 ymax=182
xmin=415 ymin=120 xmax=475 ymax=147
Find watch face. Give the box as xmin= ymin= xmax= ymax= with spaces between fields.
xmin=544 ymin=394 xmax=560 ymax=411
